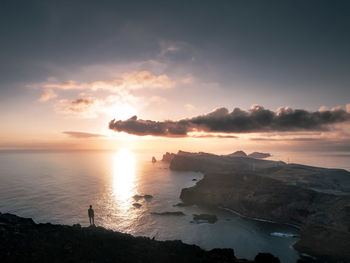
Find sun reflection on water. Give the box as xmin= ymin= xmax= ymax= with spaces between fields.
xmin=112 ymin=149 xmax=136 ymax=203
xmin=99 ymin=149 xmax=139 ymax=232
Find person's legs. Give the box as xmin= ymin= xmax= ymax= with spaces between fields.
xmin=89 ymin=217 xmax=91 ymax=225
xmin=92 ymin=216 xmax=94 ymax=225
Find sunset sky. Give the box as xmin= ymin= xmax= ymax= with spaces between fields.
xmin=1 ymin=1 xmax=350 ymax=154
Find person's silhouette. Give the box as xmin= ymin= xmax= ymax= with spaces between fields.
xmin=88 ymin=205 xmax=95 ymax=225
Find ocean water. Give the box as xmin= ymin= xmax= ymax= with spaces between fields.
xmin=268 ymin=151 xmax=350 ymax=171
xmin=2 ymin=150 xmax=346 ymax=262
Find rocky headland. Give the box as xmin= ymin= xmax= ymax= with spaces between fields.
xmin=169 ymin=151 xmax=350 ymax=262
xmin=0 ymin=212 xmax=286 ymax=263
xmin=162 ymin=152 xmax=177 ymax=162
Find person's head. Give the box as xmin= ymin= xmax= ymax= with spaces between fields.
xmin=90 ymin=205 xmax=92 ymax=208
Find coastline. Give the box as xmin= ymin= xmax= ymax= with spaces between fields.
xmin=0 ymin=212 xmax=284 ymax=263
xmin=220 ymin=207 xmax=301 ymax=230
xmin=0 ymin=152 xmax=300 ymax=263
xmin=171 ymin=150 xmax=350 ymax=262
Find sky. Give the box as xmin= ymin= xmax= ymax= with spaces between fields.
xmin=1 ymin=0 xmax=350 ymax=154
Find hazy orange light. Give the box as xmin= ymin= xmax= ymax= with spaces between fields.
xmin=109 ymin=104 xmax=137 ymax=120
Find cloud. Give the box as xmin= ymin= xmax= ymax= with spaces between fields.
xmin=249 ymin=137 xmax=322 ymax=142
xmin=63 ymin=131 xmax=106 ymax=138
xmin=34 ymin=69 xmax=179 ymax=119
xmin=191 ymin=134 xmax=238 ymax=139
xmin=150 ymin=96 xmax=167 ymax=104
xmin=38 ymin=89 xmax=57 ymax=102
xmin=158 ymin=40 xmax=195 ymax=62
xmin=109 ymin=105 xmax=350 ymax=137
xmin=44 ymin=81 xmax=79 ymax=90
xmin=181 ymin=77 xmax=194 ymax=85
xmin=109 ymin=115 xmax=189 ymax=137
xmin=70 ymin=98 xmax=94 ymax=106
xmin=43 ymin=71 xmax=175 ymax=92
xmin=53 ymin=94 xmax=140 ymax=119
xmin=252 ymin=131 xmax=322 ymax=137
xmin=55 ymin=98 xmax=100 ymax=118
xmin=185 ymin=103 xmax=195 ymax=112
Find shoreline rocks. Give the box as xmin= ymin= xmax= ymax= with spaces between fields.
xmin=193 ymin=214 xmax=217 ymax=224
xmin=151 ymin=211 xmax=185 ymax=216
xmin=133 ymin=194 xmax=153 ymax=201
xmin=173 ymin=202 xmax=192 ymax=207
xmin=133 ymin=203 xmax=142 ymax=208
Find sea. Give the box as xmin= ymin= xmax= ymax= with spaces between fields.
xmin=0 ymin=149 xmax=349 ymax=262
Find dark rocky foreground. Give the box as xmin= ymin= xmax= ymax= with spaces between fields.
xmin=170 ymin=151 xmax=350 ymax=263
xmin=0 ymin=212 xmax=289 ymax=263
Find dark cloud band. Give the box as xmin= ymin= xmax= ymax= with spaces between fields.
xmin=109 ymin=105 xmax=350 ymax=137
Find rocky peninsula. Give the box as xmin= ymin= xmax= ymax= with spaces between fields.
xmin=169 ymin=151 xmax=350 ymax=262
xmin=0 ymin=212 xmax=285 ymax=263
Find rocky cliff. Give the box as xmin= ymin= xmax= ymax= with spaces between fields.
xmin=0 ymin=212 xmax=285 ymax=263
xmin=170 ymin=151 xmax=350 ymax=262
xmin=170 ymin=150 xmax=284 ymax=174
xmin=162 ymin=152 xmax=176 ymax=162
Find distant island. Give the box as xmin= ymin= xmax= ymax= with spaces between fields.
xmin=165 ymin=150 xmax=271 ymax=160
xmin=167 ymin=150 xmax=350 ymax=262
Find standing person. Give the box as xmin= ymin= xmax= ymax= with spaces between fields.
xmin=88 ymin=205 xmax=95 ymax=225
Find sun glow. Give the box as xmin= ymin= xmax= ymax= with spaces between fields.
xmin=112 ymin=149 xmax=136 ymax=200
xmin=109 ymin=104 xmax=137 ymax=121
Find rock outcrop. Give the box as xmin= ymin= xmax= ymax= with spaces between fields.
xmin=151 ymin=211 xmax=185 ymax=216
xmin=193 ymin=214 xmax=218 ymax=224
xmin=224 ymin=151 xmax=271 ymax=159
xmin=169 ymin=151 xmax=350 ymax=262
xmin=133 ymin=203 xmax=142 ymax=208
xmin=0 ymin=212 xmax=274 ymax=263
xmin=254 ymin=253 xmax=280 ymax=263
xmin=227 ymin=151 xmax=247 ymax=157
xmin=247 ymin=152 xmax=271 ymax=159
xmin=133 ymin=194 xmax=153 ymax=201
xmin=162 ymin=152 xmax=176 ymax=162
xmin=173 ymin=202 xmax=191 ymax=207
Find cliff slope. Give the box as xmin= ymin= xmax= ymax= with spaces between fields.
xmin=170 ymin=151 xmax=350 ymax=262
